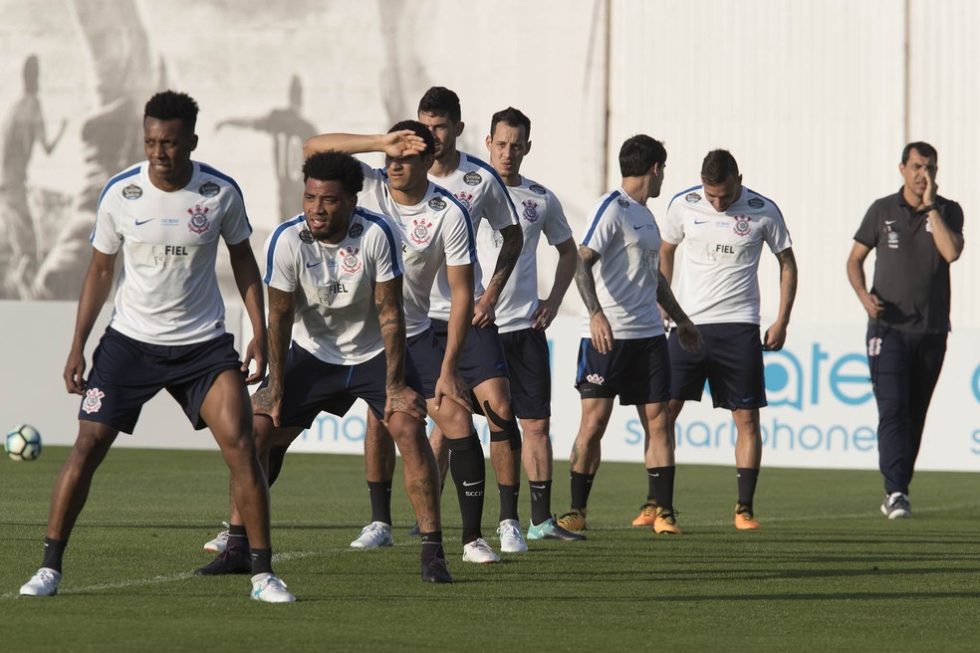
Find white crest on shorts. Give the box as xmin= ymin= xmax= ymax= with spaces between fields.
xmin=867 ymin=337 xmax=882 ymax=357
xmin=586 ymin=373 xmax=605 ymax=385
xmin=82 ymin=387 xmax=105 ymax=414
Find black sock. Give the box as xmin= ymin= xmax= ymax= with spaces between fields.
xmin=529 ymin=479 xmax=553 ymax=526
xmin=41 ymin=537 xmax=67 ymax=573
xmin=498 ymin=484 xmax=520 ymax=522
xmin=419 ymin=531 xmax=445 ymax=563
xmin=447 ymin=434 xmax=485 ymax=544
xmin=227 ymin=523 xmax=249 ymax=553
xmin=368 ymin=480 xmax=393 ymax=525
xmin=569 ymin=471 xmax=595 ymax=511
xmin=267 ymin=445 xmax=288 ymax=486
xmin=736 ymin=467 xmax=760 ymax=507
xmin=249 ymin=548 xmax=273 ymax=576
xmin=648 ymin=466 xmax=676 ymax=511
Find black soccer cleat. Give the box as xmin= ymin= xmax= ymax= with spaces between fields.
xmin=420 ymin=557 xmax=453 ymax=584
xmin=194 ymin=549 xmax=251 ymax=576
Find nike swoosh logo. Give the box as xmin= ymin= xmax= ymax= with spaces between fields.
xmin=633 ymin=224 xmax=643 ymax=230
xmin=885 ymin=220 xmax=896 ymax=225
xmin=135 ymin=219 xmax=154 ymax=226
xmin=305 ymin=261 xmax=322 ymax=268
xmin=530 ymin=485 xmax=548 ymax=490
xmin=462 ymin=480 xmax=483 ymax=487
xmin=649 ymin=473 xmax=660 ymax=478
xmin=694 ymin=219 xmax=709 ymax=224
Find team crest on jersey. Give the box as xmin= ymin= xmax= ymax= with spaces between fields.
xmin=121 ymin=184 xmax=143 ymax=200
xmin=454 ymin=192 xmax=473 ymax=210
xmin=410 ymin=217 xmax=434 ymax=245
xmin=463 ymin=171 xmax=482 ymax=186
xmin=617 ymin=198 xmax=629 ymax=208
xmin=82 ymin=387 xmax=105 ymax=414
xmin=747 ymin=197 xmax=765 ymax=209
xmin=198 ymin=181 xmax=221 ymax=198
xmin=299 ymin=228 xmax=314 ymax=244
xmin=339 ymin=246 xmax=361 ymax=274
xmin=586 ymin=373 xmax=605 ymax=385
xmin=348 ymin=223 xmax=364 ymax=239
xmin=187 ymin=205 xmax=211 ymax=234
xmin=522 ymin=200 xmax=540 ymax=223
xmin=686 ymin=192 xmax=702 ymax=203
xmin=427 ymin=197 xmax=446 ymax=211
xmin=732 ymin=215 xmax=751 ymax=236
xmin=528 ymin=183 xmax=547 ymax=195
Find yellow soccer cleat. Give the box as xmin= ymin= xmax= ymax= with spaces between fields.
xmin=631 ymin=501 xmax=658 ymax=527
xmin=734 ymin=503 xmax=761 ymax=530
xmin=556 ymin=509 xmax=588 ymax=532
xmin=653 ymin=507 xmax=682 ymax=535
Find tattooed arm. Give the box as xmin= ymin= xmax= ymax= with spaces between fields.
xmin=656 ymin=271 xmax=702 ymax=353
xmin=374 ymin=276 xmax=426 ymax=422
xmin=474 ymin=223 xmax=523 ymax=327
xmin=257 ymin=286 xmax=295 ymax=427
xmin=575 ymin=245 xmax=614 ymax=354
xmin=764 ymin=247 xmax=798 ymax=351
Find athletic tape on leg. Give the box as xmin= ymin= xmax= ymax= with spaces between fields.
xmin=484 ymin=401 xmax=522 ymax=450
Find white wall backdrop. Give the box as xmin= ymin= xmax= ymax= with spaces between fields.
xmin=0 ymin=0 xmax=975 ymax=470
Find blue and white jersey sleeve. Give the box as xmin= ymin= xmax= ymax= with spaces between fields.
xmin=219 ymin=189 xmax=253 ymax=245
xmin=443 ymin=201 xmax=476 ymax=267
xmin=580 ymin=191 xmax=623 ymax=255
xmin=661 ymin=192 xmax=689 ymax=245
xmin=482 ymin=165 xmax=520 ymax=231
xmin=542 ymin=192 xmax=574 ymax=246
xmin=263 ymin=216 xmax=304 ymax=293
xmin=90 ymin=165 xmax=139 ymax=254
xmin=763 ymin=206 xmax=792 ymax=254
xmin=359 ymin=210 xmax=404 ymax=284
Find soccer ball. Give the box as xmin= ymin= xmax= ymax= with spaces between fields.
xmin=5 ymin=424 xmax=42 ymax=461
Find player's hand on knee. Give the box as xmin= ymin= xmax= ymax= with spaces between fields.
xmin=385 ymin=384 xmax=428 ymax=424
xmin=433 ymin=371 xmax=472 ymax=412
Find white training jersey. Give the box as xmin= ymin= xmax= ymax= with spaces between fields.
xmin=662 ymin=185 xmax=791 ymax=325
xmin=263 ymin=207 xmax=402 ymax=365
xmin=91 ymin=161 xmax=252 ymax=346
xmin=579 ymin=189 xmax=664 ymax=339
xmin=427 ymin=151 xmax=519 ymax=321
xmin=477 ymin=176 xmax=573 ymax=333
xmin=359 ymin=163 xmax=476 ymax=337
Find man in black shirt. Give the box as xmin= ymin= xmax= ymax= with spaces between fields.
xmin=846 ymin=141 xmax=965 ymax=519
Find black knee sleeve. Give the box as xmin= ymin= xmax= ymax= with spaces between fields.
xmin=484 ymin=401 xmax=522 ymax=450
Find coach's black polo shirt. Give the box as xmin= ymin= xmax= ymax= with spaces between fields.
xmin=854 ymin=189 xmax=964 ymax=334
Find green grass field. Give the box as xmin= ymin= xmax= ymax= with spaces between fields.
xmin=2 ymin=446 xmax=979 ymax=652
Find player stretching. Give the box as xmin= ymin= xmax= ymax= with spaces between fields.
xmin=638 ymin=150 xmax=796 ymax=530
xmin=479 ymin=106 xmax=583 ymax=541
xmin=558 ymin=135 xmax=701 ymax=536
xmin=19 ymin=91 xmax=293 ymax=602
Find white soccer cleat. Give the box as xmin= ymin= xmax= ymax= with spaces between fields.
xmin=350 ymin=521 xmax=394 ymax=549
xmin=19 ymin=567 xmax=61 ymax=597
xmin=462 ymin=537 xmax=501 ymax=564
xmin=203 ymin=521 xmax=230 ymax=553
xmin=497 ymin=519 xmax=528 ymax=553
xmin=250 ymin=573 xmax=296 ymax=603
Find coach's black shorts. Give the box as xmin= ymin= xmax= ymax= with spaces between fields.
xmin=259 ymin=342 xmax=424 ymax=426
xmin=80 ymin=327 xmax=242 ymax=433
xmin=501 ymin=328 xmax=551 ymax=419
xmin=407 ymin=327 xmax=445 ymax=400
xmin=575 ymin=335 xmax=670 ymax=406
xmin=429 ymin=319 xmax=508 ymax=389
xmin=668 ymin=322 xmax=767 ymax=410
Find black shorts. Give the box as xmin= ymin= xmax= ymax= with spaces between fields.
xmin=500 ymin=328 xmax=551 ymax=419
xmin=260 ymin=343 xmax=424 ymax=426
xmin=80 ymin=327 xmax=242 ymax=433
xmin=429 ymin=319 xmax=508 ymax=389
xmin=407 ymin=328 xmax=445 ymax=400
xmin=668 ymin=323 xmax=767 ymax=410
xmin=575 ymin=335 xmax=670 ymax=406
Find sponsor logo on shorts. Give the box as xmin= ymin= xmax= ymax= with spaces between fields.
xmin=198 ymin=181 xmax=221 ymax=198
xmin=340 ymin=246 xmax=361 ymax=274
xmin=348 ymin=223 xmax=364 ymax=239
xmin=454 ymin=191 xmax=473 ymax=210
xmin=732 ymin=215 xmax=751 ymax=236
xmin=747 ymin=197 xmax=765 ymax=209
xmin=122 ymin=184 xmax=143 ymax=200
xmin=685 ymin=192 xmax=702 ymax=203
xmin=410 ymin=218 xmax=433 ymax=245
xmin=528 ymin=183 xmax=547 ymax=195
xmin=867 ymin=337 xmax=882 ymax=357
xmin=187 ymin=204 xmax=211 ymax=234
xmin=586 ymin=373 xmax=605 ymax=385
xmin=82 ymin=388 xmax=105 ymax=414
xmin=463 ymin=171 xmax=482 ymax=186
xmin=427 ymin=196 xmax=446 ymax=211
xmin=522 ymin=199 xmax=539 ymax=223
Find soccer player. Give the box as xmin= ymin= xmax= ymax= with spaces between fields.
xmin=846 ymin=142 xmax=964 ymax=519
xmin=197 ymin=150 xmax=452 ymax=583
xmin=479 ymin=106 xmax=583 ymax=541
xmin=647 ymin=149 xmax=797 ymax=531
xmin=18 ymin=91 xmax=294 ymax=602
xmin=302 ymin=123 xmax=498 ymax=563
xmin=558 ymin=135 xmax=701 ymax=536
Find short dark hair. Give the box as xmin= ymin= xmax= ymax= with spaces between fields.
xmin=144 ymin=90 xmax=199 ymax=133
xmin=619 ymin=135 xmax=666 ymax=177
xmin=388 ymin=119 xmax=436 ymax=156
xmin=417 ymin=86 xmax=461 ymax=123
xmin=490 ymin=107 xmax=531 ymax=141
xmin=700 ymin=149 xmax=739 ymax=185
xmin=902 ymin=141 xmax=938 ymax=164
xmin=302 ymin=151 xmax=364 ymax=195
